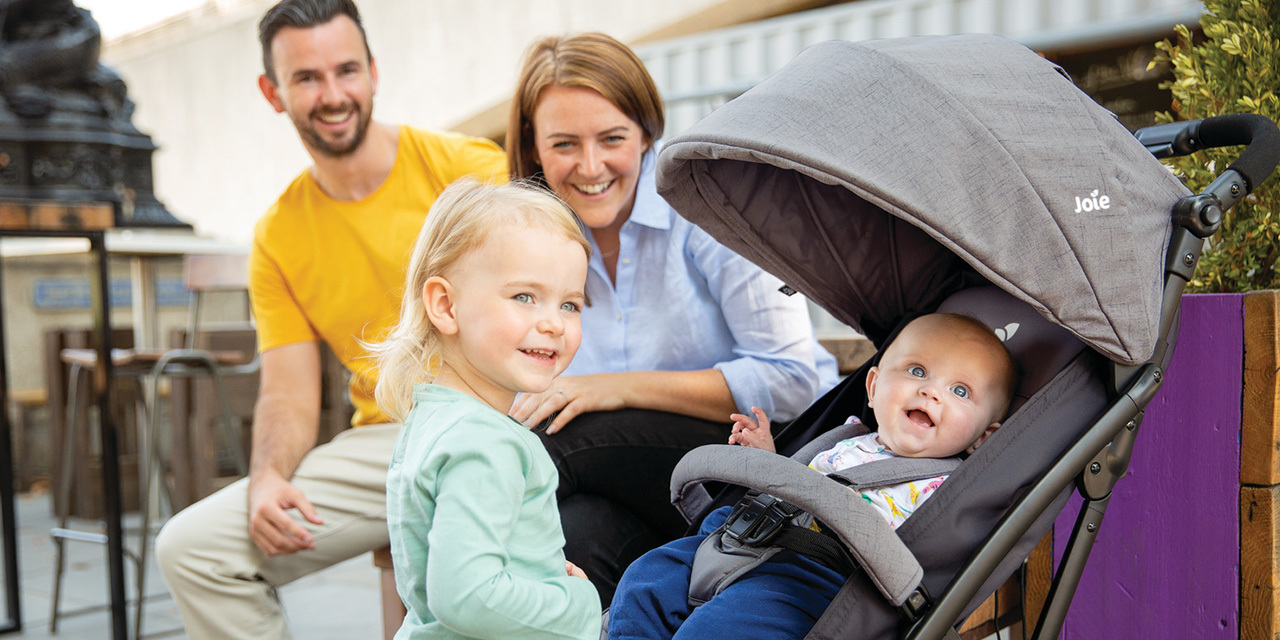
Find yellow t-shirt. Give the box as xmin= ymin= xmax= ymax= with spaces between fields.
xmin=249 ymin=126 xmax=507 ymax=426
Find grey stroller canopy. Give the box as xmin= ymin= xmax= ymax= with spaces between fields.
xmin=657 ymin=34 xmax=1189 ymax=366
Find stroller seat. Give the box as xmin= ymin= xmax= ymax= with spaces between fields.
xmin=668 ymin=285 xmax=1091 ymax=637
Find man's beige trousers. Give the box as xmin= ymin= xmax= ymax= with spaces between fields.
xmin=156 ymin=423 xmax=400 ymax=639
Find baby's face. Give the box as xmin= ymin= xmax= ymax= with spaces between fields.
xmin=865 ymin=316 xmax=1009 ymax=458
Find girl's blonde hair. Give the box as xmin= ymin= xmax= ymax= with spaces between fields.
xmin=506 ymin=32 xmax=665 ymax=180
xmin=368 ymin=179 xmax=589 ymax=422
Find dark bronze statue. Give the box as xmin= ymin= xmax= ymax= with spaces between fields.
xmin=0 ymin=0 xmax=187 ymax=228
xmin=0 ymin=0 xmax=130 ymax=122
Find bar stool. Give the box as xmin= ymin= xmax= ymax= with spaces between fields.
xmin=373 ymin=546 xmax=407 ymax=640
xmin=49 ymin=253 xmax=257 ymax=637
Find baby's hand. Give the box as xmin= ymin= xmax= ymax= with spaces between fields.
xmin=566 ymin=560 xmax=588 ymax=580
xmin=728 ymin=406 xmax=776 ymax=453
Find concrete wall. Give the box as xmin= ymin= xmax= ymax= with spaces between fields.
xmin=99 ymin=0 xmax=735 ymax=242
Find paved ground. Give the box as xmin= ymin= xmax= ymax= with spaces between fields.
xmin=0 ymin=489 xmax=1022 ymax=640
xmin=5 ymin=488 xmax=381 ymax=639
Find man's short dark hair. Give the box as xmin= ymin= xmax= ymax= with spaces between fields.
xmin=258 ymin=0 xmax=371 ymax=83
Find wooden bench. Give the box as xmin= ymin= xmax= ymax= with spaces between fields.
xmin=373 ymin=546 xmax=406 ymax=640
xmin=7 ymin=387 xmax=47 ymax=492
xmin=819 ymin=336 xmax=876 ymax=375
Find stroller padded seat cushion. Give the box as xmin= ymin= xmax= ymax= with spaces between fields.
xmin=938 ymin=286 xmax=1081 ymax=414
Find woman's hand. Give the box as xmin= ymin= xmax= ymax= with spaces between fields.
xmin=511 ymin=370 xmax=738 ymax=433
xmin=510 ymin=374 xmax=626 ymax=434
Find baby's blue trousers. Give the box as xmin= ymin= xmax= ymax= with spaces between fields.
xmin=608 ymin=506 xmax=846 ymax=640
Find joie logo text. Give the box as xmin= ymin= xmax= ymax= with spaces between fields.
xmin=1074 ymin=190 xmax=1111 ymax=213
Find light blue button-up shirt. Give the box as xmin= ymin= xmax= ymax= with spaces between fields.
xmin=562 ymin=150 xmax=838 ymax=421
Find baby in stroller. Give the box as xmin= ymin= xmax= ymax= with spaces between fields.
xmin=608 ymin=312 xmax=1017 ymax=640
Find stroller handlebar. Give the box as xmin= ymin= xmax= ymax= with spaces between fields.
xmin=1201 ymin=114 xmax=1280 ymax=193
xmin=1136 ymin=113 xmax=1280 ymax=194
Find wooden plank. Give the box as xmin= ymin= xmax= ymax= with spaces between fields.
xmin=818 ymin=336 xmax=876 ymax=375
xmin=958 ymin=589 xmax=996 ymax=635
xmin=373 ymin=546 xmax=406 ymax=640
xmin=318 ymin=342 xmax=355 ymax=443
xmin=958 ymin=571 xmax=1023 ymax=639
xmin=632 ymin=0 xmax=838 ymax=44
xmin=0 ymin=202 xmax=29 ymax=229
xmin=1242 ymin=290 xmax=1280 ymax=485
xmin=0 ymin=199 xmax=113 ymax=230
xmin=8 ymin=388 xmax=47 ymax=405
xmin=46 ymin=327 xmax=142 ymax=519
xmin=6 ymin=387 xmax=45 ymax=492
xmin=1241 ymin=485 xmax=1280 ymax=640
xmin=1243 ymin=290 xmax=1280 ymax=640
xmin=167 ymin=326 xmax=258 ymax=508
xmin=1024 ymin=531 xmax=1053 ymax=631
xmin=955 ymin=532 xmax=1052 ymax=638
xmin=45 ymin=330 xmax=69 ymax=515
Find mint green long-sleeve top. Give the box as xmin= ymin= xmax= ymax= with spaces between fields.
xmin=386 ymin=384 xmax=601 ymax=639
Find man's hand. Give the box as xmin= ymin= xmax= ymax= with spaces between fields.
xmin=247 ymin=342 xmax=324 ymax=556
xmin=248 ymin=470 xmax=324 ymax=556
xmin=729 ymin=406 xmax=777 ymax=453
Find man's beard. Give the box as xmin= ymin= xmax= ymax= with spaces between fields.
xmin=296 ymin=102 xmax=371 ymax=158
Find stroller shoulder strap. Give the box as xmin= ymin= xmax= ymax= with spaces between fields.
xmin=790 ymin=421 xmax=871 ymax=464
xmin=828 ymin=456 xmax=961 ymax=490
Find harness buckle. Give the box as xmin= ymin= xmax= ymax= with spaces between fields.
xmin=898 ymin=585 xmax=933 ymax=623
xmin=723 ymin=492 xmax=802 ymax=546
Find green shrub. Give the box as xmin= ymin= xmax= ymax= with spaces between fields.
xmin=1152 ymin=0 xmax=1279 ymax=292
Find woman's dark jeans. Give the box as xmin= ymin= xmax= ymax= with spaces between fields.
xmin=537 ymin=409 xmax=730 ymax=606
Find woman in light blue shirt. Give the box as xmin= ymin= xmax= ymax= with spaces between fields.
xmin=506 ymin=32 xmax=838 ymax=605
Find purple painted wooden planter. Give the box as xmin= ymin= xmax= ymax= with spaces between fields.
xmin=1055 ymin=293 xmax=1242 ymax=638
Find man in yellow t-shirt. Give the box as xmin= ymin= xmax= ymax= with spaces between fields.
xmin=154 ymin=1 xmax=505 ymax=637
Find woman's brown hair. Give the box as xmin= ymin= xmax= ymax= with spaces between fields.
xmin=506 ymin=32 xmax=665 ymax=180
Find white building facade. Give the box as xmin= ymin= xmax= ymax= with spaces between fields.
xmin=102 ymin=0 xmax=1204 ymax=242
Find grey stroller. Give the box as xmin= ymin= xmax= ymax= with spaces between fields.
xmin=641 ymin=34 xmax=1279 ymax=639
